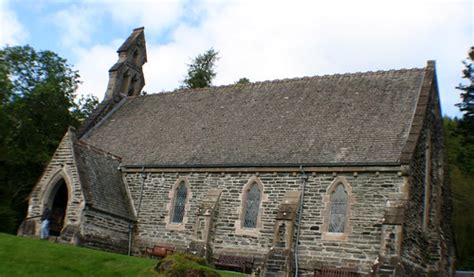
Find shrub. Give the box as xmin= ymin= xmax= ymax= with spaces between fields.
xmin=155 ymin=253 xmax=220 ymax=277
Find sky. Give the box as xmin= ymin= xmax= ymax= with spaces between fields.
xmin=0 ymin=0 xmax=472 ymax=117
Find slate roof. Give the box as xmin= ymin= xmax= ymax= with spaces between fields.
xmin=82 ymin=68 xmax=427 ymax=167
xmin=74 ymin=141 xmax=135 ymax=220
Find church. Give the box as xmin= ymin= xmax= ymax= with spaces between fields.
xmin=19 ymin=28 xmax=455 ymax=276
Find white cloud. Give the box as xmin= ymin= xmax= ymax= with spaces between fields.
xmin=51 ymin=0 xmax=189 ymax=100
xmin=69 ymin=0 xmax=471 ymax=116
xmin=52 ymin=0 xmax=186 ymax=49
xmin=0 ymin=0 xmax=27 ymax=46
xmin=74 ymin=41 xmax=121 ymax=100
xmin=102 ymin=0 xmax=185 ymax=35
xmin=52 ymin=4 xmax=98 ymax=48
xmin=143 ymin=43 xmax=189 ymax=92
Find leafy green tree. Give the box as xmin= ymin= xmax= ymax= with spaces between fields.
xmin=0 ymin=45 xmax=96 ymax=233
xmin=454 ymin=47 xmax=474 ymax=176
xmin=456 ymin=47 xmax=474 ymax=122
xmin=181 ymin=48 xmax=219 ymax=89
xmin=449 ymin=47 xmax=474 ymax=270
xmin=72 ymin=94 xmax=99 ymax=122
xmin=444 ymin=117 xmax=474 ymax=269
xmin=235 ymin=77 xmax=250 ymax=85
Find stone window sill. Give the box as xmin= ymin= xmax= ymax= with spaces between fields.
xmin=322 ymin=232 xmax=348 ymax=241
xmin=235 ymin=220 xmax=259 ymax=237
xmin=165 ymin=221 xmax=186 ymax=231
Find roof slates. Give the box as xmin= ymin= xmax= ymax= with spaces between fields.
xmin=83 ymin=68 xmax=425 ymax=166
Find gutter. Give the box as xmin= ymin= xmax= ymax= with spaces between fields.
xmin=123 ymin=161 xmax=401 ymax=169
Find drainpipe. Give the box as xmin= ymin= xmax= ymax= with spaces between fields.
xmin=128 ymin=166 xmax=147 ymax=256
xmin=294 ymin=165 xmax=307 ymax=277
xmin=136 ymin=167 xmax=147 ymax=218
xmin=127 ymin=222 xmax=133 ymax=256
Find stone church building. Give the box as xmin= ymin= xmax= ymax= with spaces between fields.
xmin=19 ymin=28 xmax=455 ymax=276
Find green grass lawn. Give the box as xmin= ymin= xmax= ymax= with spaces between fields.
xmin=0 ymin=233 xmax=247 ymax=276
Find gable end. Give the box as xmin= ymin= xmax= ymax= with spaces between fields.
xmin=400 ymin=60 xmax=437 ymax=165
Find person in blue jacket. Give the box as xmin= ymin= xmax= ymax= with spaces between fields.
xmin=40 ymin=207 xmax=51 ymax=240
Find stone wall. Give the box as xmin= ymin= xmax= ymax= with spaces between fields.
xmin=79 ymin=208 xmax=131 ymax=254
xmin=295 ymin=172 xmax=402 ymax=277
xmin=401 ymin=85 xmax=455 ymax=275
xmin=18 ymin=129 xmax=85 ymax=239
xmin=124 ymin=169 xmax=404 ymax=275
xmin=19 ymin=129 xmax=133 ymax=254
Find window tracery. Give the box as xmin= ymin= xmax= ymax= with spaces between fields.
xmin=243 ymin=182 xmax=261 ymax=228
xmin=172 ymin=181 xmax=187 ymax=223
xmin=328 ymin=184 xmax=348 ymax=233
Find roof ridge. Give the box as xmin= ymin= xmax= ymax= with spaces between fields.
xmin=75 ymin=140 xmax=122 ymax=161
xmin=139 ymin=67 xmax=425 ymax=98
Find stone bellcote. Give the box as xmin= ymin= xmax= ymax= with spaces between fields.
xmin=104 ymin=27 xmax=147 ymax=101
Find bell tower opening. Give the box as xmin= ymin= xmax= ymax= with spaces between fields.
xmin=103 ymin=27 xmax=147 ymax=101
xmin=48 ymin=179 xmax=68 ymax=236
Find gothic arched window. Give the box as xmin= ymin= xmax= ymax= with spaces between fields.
xmin=243 ymin=182 xmax=261 ymax=228
xmin=328 ymin=184 xmax=348 ymax=233
xmin=171 ymin=181 xmax=187 ymax=223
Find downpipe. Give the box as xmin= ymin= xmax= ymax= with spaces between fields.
xmin=136 ymin=167 xmax=147 ymax=218
xmin=127 ymin=222 xmax=133 ymax=256
xmin=128 ymin=166 xmax=147 ymax=256
xmin=294 ymin=165 xmax=307 ymax=277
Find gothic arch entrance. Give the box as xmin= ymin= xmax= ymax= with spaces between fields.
xmin=47 ymin=178 xmax=68 ymax=236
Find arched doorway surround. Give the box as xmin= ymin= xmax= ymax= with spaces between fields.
xmin=42 ymin=171 xmax=71 ymax=236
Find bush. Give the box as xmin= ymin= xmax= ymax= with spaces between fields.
xmin=155 ymin=253 xmax=220 ymax=277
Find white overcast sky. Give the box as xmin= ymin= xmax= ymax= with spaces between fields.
xmin=0 ymin=0 xmax=472 ymax=117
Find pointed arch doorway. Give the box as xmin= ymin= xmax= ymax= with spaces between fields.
xmin=46 ymin=178 xmax=68 ymax=236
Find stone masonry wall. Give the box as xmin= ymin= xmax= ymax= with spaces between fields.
xmin=19 ymin=129 xmax=85 ymax=239
xmin=124 ymin=170 xmax=404 ymax=275
xmin=79 ymin=208 xmax=131 ymax=254
xmin=401 ymin=85 xmax=454 ymax=275
xmin=295 ymin=172 xmax=401 ymax=277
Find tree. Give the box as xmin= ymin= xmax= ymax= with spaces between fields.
xmin=72 ymin=94 xmax=99 ymax=122
xmin=456 ymin=47 xmax=474 ymax=122
xmin=235 ymin=77 xmax=250 ymax=85
xmin=0 ymin=45 xmax=96 ymax=233
xmin=444 ymin=117 xmax=474 ymax=269
xmin=181 ymin=48 xmax=219 ymax=89
xmin=454 ymin=47 xmax=474 ymax=175
xmin=448 ymin=47 xmax=474 ymax=270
